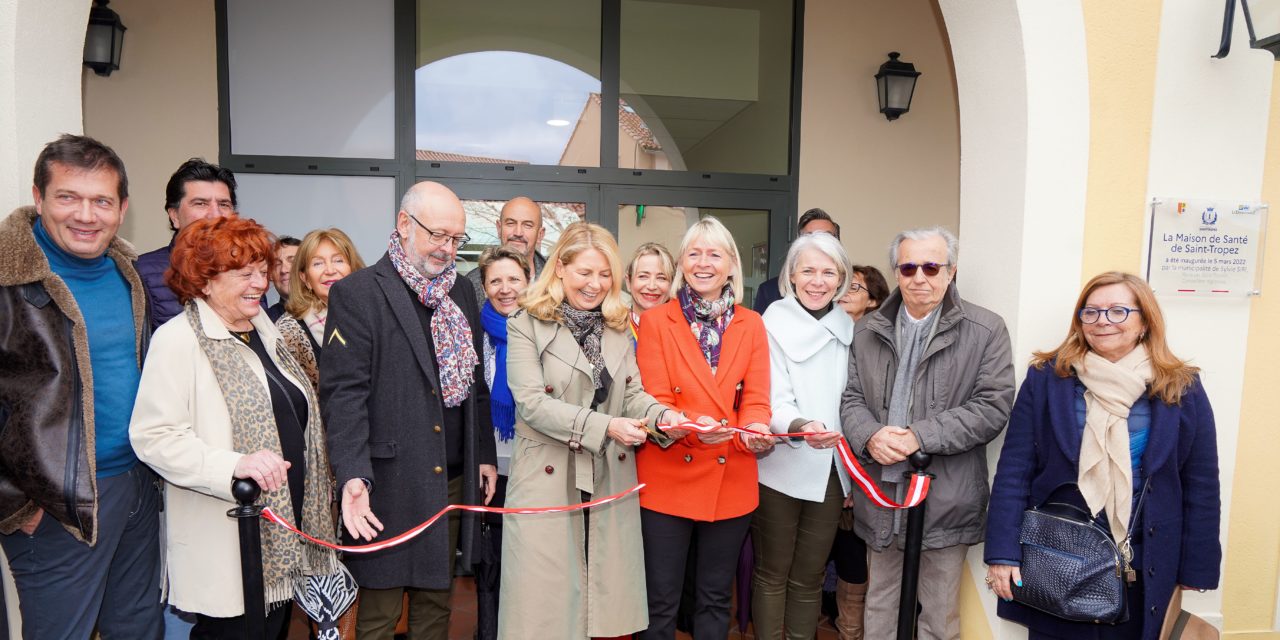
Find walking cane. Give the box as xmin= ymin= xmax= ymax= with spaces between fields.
xmin=229 ymin=478 xmax=267 ymax=640
xmin=896 ymin=451 xmax=933 ymax=640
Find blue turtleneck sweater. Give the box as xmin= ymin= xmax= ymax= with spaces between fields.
xmin=33 ymin=220 xmax=140 ymax=478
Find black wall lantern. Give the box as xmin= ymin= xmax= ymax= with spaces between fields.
xmin=1213 ymin=0 xmax=1280 ymax=60
xmin=875 ymin=52 xmax=921 ymax=121
xmin=83 ymin=0 xmax=127 ymax=77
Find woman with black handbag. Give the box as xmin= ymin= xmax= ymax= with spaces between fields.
xmin=984 ymin=272 xmax=1221 ymax=639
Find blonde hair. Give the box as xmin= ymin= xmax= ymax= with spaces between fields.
xmin=522 ymin=222 xmax=630 ymax=330
xmin=1031 ymin=271 xmax=1198 ymax=404
xmin=626 ymin=242 xmax=675 ymax=281
xmin=285 ymin=228 xmax=366 ymax=317
xmin=671 ymin=217 xmax=744 ymax=303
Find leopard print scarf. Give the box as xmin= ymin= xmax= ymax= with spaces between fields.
xmin=185 ymin=303 xmax=338 ymax=608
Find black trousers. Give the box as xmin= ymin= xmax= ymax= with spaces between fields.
xmin=831 ymin=526 xmax=868 ymax=584
xmin=190 ymin=603 xmax=291 ymax=639
xmin=638 ymin=508 xmax=752 ymax=639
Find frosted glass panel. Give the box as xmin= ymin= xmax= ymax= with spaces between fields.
xmin=227 ymin=0 xmax=395 ymax=158
xmin=235 ymin=174 xmax=396 ymax=281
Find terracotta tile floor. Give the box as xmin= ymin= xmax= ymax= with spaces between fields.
xmin=290 ymin=576 xmax=840 ymax=639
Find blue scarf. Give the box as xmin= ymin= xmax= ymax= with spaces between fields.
xmin=481 ymin=301 xmax=515 ymax=442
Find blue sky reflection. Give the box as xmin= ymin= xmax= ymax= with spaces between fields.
xmin=415 ymin=51 xmax=600 ymax=165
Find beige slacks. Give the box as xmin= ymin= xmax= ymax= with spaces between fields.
xmin=864 ymin=543 xmax=968 ymax=640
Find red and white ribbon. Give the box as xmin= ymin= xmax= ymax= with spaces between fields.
xmin=261 ymin=484 xmax=644 ymax=554
xmin=659 ymin=422 xmax=930 ymax=510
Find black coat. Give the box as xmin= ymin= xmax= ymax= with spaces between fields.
xmin=321 ymin=255 xmax=496 ymax=589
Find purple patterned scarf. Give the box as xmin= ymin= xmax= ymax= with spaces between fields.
xmin=387 ymin=231 xmax=477 ymax=407
xmin=677 ymin=283 xmax=735 ymax=371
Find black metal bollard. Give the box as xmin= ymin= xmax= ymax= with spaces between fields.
xmin=228 ymin=478 xmax=267 ymax=640
xmin=896 ymin=451 xmax=933 ymax=640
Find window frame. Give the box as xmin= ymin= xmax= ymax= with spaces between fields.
xmin=215 ymin=0 xmax=806 ymax=276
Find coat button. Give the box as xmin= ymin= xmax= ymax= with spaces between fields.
xmin=717 ymin=456 xmax=726 ymax=464
xmin=1150 ymin=606 xmax=1158 ymax=615
xmin=684 ymin=454 xmax=693 ymax=463
xmin=431 ymin=389 xmax=437 ymax=396
xmin=433 ymin=425 xmax=442 ymax=433
xmin=618 ymin=452 xmax=627 ymax=461
xmin=1148 ymin=526 xmax=1156 ymax=537
xmin=545 ymin=385 xmax=554 ymax=393
xmin=545 ymin=465 xmax=554 ymax=474
xmin=625 ymin=376 xmax=633 ymax=384
xmin=433 ymin=466 xmax=443 ymax=474
xmin=674 ymin=386 xmax=681 ymax=394
xmin=1147 ymin=567 xmax=1155 ymax=576
xmin=720 ymin=418 xmax=729 ymax=427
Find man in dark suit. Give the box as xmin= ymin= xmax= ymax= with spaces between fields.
xmin=321 ymin=181 xmax=497 ymax=640
xmin=752 ymin=208 xmax=840 ymax=313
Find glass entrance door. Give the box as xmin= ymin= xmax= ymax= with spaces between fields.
xmin=425 ymin=180 xmax=790 ymax=298
xmin=428 ymin=179 xmax=599 ymax=274
xmin=604 ymin=186 xmax=788 ymax=309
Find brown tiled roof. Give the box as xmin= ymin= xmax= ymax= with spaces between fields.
xmin=589 ymin=94 xmax=662 ymax=152
xmin=415 ymin=149 xmax=529 ymax=165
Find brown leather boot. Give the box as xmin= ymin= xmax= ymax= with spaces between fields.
xmin=834 ymin=579 xmax=866 ymax=640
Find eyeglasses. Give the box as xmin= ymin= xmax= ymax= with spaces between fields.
xmin=847 ymin=282 xmax=867 ymax=294
xmin=408 ymin=215 xmax=470 ymax=248
xmin=896 ymin=262 xmax=950 ymax=277
xmin=1078 ymin=306 xmax=1141 ymax=324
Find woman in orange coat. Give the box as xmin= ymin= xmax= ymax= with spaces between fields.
xmin=635 ymin=217 xmax=774 ymax=639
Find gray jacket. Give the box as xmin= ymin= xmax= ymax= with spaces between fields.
xmin=840 ymin=284 xmax=1014 ymax=550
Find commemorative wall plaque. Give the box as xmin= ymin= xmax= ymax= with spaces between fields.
xmin=1146 ymin=197 xmax=1268 ymax=296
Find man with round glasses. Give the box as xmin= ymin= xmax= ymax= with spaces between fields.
xmin=839 ymin=226 xmax=1015 ymax=640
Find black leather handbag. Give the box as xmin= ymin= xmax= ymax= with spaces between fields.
xmin=1010 ymin=481 xmax=1149 ymax=624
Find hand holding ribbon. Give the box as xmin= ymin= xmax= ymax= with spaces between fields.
xmin=740 ymin=422 xmax=775 ymax=452
xmin=796 ymin=420 xmax=842 ymax=449
xmin=692 ymin=415 xmax=734 ymax=445
xmin=659 ymin=421 xmax=930 ymax=510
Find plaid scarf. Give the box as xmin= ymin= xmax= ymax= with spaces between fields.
xmin=387 ymin=231 xmax=477 ymax=407
xmin=678 ymin=283 xmax=735 ymax=371
xmin=185 ymin=304 xmax=338 ymax=608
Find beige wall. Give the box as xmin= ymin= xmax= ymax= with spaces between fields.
xmin=798 ymin=0 xmax=960 ymax=273
xmin=0 ymin=1 xmax=91 ymax=212
xmin=82 ymin=0 xmax=219 ymax=254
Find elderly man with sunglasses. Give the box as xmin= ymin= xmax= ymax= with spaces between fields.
xmin=838 ymin=226 xmax=1015 ymax=640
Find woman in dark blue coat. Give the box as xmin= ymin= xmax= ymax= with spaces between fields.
xmin=984 ymin=272 xmax=1221 ymax=639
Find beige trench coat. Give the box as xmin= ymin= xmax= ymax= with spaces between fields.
xmin=498 ymin=311 xmax=668 ymax=639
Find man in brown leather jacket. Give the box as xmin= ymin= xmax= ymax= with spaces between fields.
xmin=0 ymin=135 xmax=163 ymax=638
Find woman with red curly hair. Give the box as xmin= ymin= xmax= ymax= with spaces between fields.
xmin=129 ymin=216 xmax=344 ymax=638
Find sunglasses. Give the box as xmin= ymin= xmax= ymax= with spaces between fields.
xmin=896 ymin=262 xmax=950 ymax=277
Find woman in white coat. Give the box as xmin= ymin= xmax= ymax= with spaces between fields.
xmin=752 ymin=232 xmax=854 ymax=640
xmin=129 ymin=217 xmax=339 ymax=638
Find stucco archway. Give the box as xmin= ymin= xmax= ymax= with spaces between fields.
xmin=934 ymin=1 xmax=1091 ymax=636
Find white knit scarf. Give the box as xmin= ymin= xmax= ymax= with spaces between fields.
xmin=1073 ymin=344 xmax=1153 ymax=543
